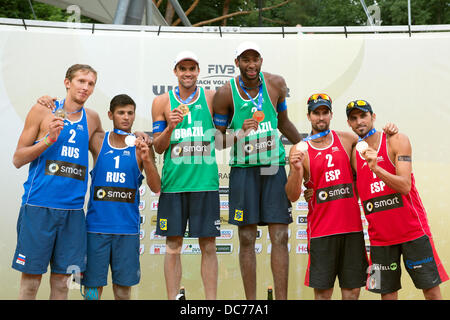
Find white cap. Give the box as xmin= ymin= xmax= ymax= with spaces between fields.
xmin=173 ymin=50 xmax=199 ymax=69
xmin=234 ymin=41 xmax=262 ymax=59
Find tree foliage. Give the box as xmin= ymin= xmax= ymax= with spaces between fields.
xmin=0 ymin=0 xmax=448 ymax=26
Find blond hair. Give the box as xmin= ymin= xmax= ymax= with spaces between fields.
xmin=65 ymin=64 xmax=97 ymax=82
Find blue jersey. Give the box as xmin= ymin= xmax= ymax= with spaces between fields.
xmin=86 ymin=131 xmax=143 ymax=234
xmin=22 ymin=100 xmax=89 ymax=209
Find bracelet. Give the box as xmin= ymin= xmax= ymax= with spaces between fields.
xmin=47 ymin=135 xmax=57 ymax=143
xmin=44 ymin=136 xmax=52 ymax=147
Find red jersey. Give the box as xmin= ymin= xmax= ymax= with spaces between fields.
xmin=304 ymin=130 xmax=363 ymax=239
xmin=355 ymin=132 xmax=431 ymax=246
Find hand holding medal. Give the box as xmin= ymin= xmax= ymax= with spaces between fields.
xmin=252 ymin=110 xmax=265 ymax=122
xmin=54 ymin=108 xmax=66 ymax=119
xmin=178 ymin=104 xmax=189 ymax=117
xmin=114 ymin=128 xmax=137 ymax=147
xmin=175 ymin=86 xmax=197 ymax=118
xmin=296 ymin=141 xmax=309 ymax=152
xmin=356 ymin=128 xmax=376 ymax=154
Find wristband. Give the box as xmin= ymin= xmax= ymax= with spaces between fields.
xmin=277 ymin=100 xmax=287 ymax=112
xmin=47 ymin=135 xmax=57 ymax=143
xmin=213 ymin=113 xmax=229 ymax=127
xmin=43 ymin=136 xmax=53 ymax=147
xmin=153 ymin=120 xmax=167 ymax=133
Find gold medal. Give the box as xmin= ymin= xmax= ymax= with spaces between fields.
xmin=54 ymin=108 xmax=66 ymax=119
xmin=252 ymin=110 xmax=265 ymax=122
xmin=179 ymin=104 xmax=189 ymax=116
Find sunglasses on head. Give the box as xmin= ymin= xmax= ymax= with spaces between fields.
xmin=308 ymin=93 xmax=332 ymax=104
xmin=347 ymin=100 xmax=369 ymax=109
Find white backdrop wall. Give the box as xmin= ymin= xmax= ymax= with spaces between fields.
xmin=0 ymin=21 xmax=449 ymax=299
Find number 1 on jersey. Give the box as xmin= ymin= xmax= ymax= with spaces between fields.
xmin=114 ymin=155 xmax=120 ymax=169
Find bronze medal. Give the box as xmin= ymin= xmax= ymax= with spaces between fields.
xmin=252 ymin=110 xmax=265 ymax=122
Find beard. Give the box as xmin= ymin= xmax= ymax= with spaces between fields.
xmin=312 ymin=121 xmax=330 ymax=133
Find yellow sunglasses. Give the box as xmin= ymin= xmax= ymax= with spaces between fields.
xmin=308 ymin=93 xmax=332 ymax=104
xmin=347 ymin=100 xmax=369 ymax=109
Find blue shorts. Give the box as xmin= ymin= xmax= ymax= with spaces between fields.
xmin=12 ymin=204 xmax=87 ymax=274
xmin=82 ymin=233 xmax=141 ymax=287
xmin=156 ymin=191 xmax=220 ymax=238
xmin=228 ymin=166 xmax=293 ymax=226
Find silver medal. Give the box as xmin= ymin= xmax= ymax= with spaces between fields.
xmin=356 ymin=141 xmax=369 ymax=153
xmin=296 ymin=141 xmax=308 ymax=152
xmin=125 ymin=135 xmax=136 ymax=147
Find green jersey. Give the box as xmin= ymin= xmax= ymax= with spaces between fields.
xmin=161 ymin=87 xmax=219 ymax=192
xmin=228 ymin=72 xmax=286 ymax=167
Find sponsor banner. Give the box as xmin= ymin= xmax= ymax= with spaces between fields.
xmin=297 ymin=215 xmax=307 ymax=225
xmin=150 ymin=229 xmax=166 ymax=240
xmin=216 ymin=244 xmax=233 ymax=254
xmin=151 ymin=200 xmax=159 ymax=211
xmin=296 ymin=229 xmax=307 ymax=240
xmin=296 ymin=243 xmax=308 ymax=254
xmin=296 ymin=201 xmax=308 ymax=211
xmin=218 ymin=229 xmax=233 ymax=240
xmin=149 ymin=244 xmax=166 ymax=255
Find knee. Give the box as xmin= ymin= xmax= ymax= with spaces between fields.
xmin=199 ymin=237 xmax=216 ymax=255
xmin=238 ymin=226 xmax=257 ymax=247
xmin=113 ymin=284 xmax=131 ymax=300
xmin=269 ymin=228 xmax=288 ymax=246
xmin=50 ymin=273 xmax=70 ymax=293
xmin=20 ymin=274 xmax=42 ymax=297
xmin=166 ymin=236 xmax=183 ymax=255
xmin=423 ymin=286 xmax=442 ymax=300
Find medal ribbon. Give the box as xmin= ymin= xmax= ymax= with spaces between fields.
xmin=302 ymin=129 xmax=331 ymax=142
xmin=238 ymin=76 xmax=263 ymax=111
xmin=175 ymin=86 xmax=198 ymax=104
xmin=113 ymin=128 xmax=134 ymax=136
xmin=358 ymin=128 xmax=376 ymax=142
xmin=53 ymin=99 xmax=83 ymax=115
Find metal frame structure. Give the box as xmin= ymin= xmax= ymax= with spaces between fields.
xmin=1 ymin=17 xmax=449 ymax=38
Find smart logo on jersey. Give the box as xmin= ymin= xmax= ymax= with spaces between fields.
xmin=159 ymin=219 xmax=167 ymax=231
xmin=363 ymin=193 xmax=403 ymax=215
xmin=93 ymin=186 xmax=135 ymax=203
xmin=242 ymin=135 xmax=277 ymax=156
xmin=171 ymin=141 xmax=211 ymax=158
xmin=234 ymin=209 xmax=244 ymax=222
xmin=316 ymin=183 xmax=354 ymax=204
xmin=45 ymin=160 xmax=86 ymax=181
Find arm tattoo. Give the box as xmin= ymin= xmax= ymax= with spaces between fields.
xmin=398 ymin=155 xmax=412 ymax=162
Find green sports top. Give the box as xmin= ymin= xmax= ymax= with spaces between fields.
xmin=228 ymin=72 xmax=286 ymax=167
xmin=161 ymin=87 xmax=219 ymax=192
